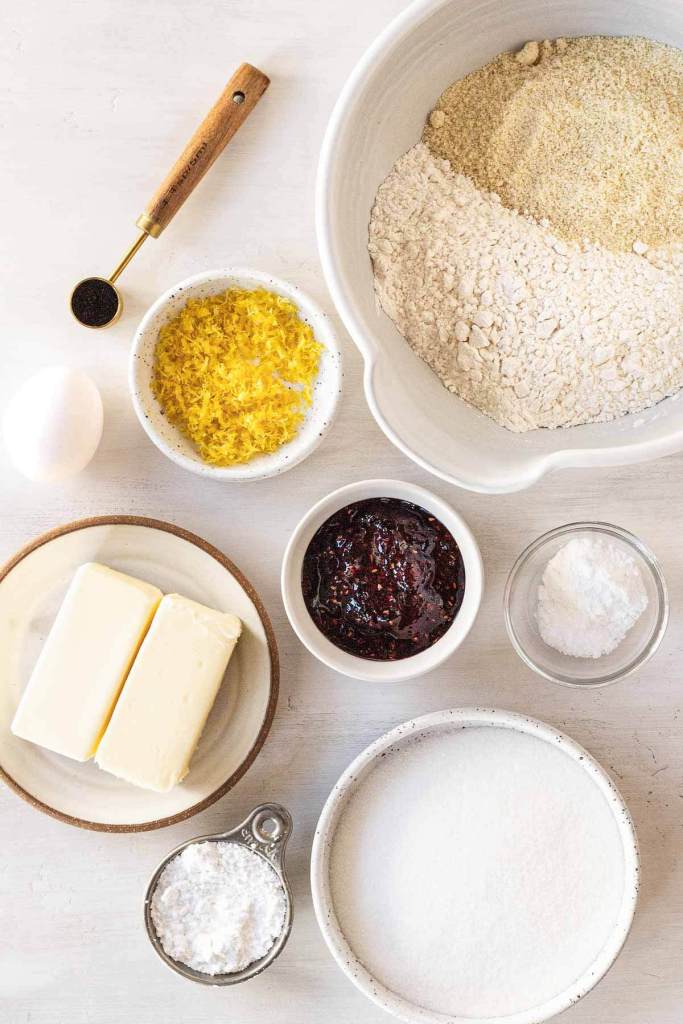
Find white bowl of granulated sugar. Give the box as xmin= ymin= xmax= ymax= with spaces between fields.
xmin=317 ymin=0 xmax=683 ymax=493
xmin=311 ymin=708 xmax=640 ymax=1024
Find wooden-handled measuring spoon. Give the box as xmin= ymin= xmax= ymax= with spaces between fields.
xmin=70 ymin=63 xmax=270 ymax=329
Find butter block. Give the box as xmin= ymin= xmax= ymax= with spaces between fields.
xmin=12 ymin=562 xmax=162 ymax=761
xmin=95 ymin=594 xmax=242 ymax=792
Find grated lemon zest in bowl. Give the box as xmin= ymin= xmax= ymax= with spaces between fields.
xmin=151 ymin=287 xmax=324 ymax=466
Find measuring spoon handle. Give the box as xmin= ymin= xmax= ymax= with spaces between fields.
xmin=137 ymin=63 xmax=269 ymax=238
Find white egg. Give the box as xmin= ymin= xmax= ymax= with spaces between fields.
xmin=3 ymin=367 xmax=103 ymax=482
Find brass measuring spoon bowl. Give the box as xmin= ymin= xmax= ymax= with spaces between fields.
xmin=69 ymin=230 xmax=148 ymax=328
xmin=70 ymin=276 xmax=123 ymax=329
xmin=144 ymin=803 xmax=294 ymax=985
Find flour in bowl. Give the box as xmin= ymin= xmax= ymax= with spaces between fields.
xmin=329 ymin=726 xmax=627 ymax=1018
xmin=369 ymin=143 xmax=683 ymax=431
xmin=369 ymin=35 xmax=683 ymax=432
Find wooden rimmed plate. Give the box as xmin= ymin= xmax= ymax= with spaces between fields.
xmin=0 ymin=516 xmax=278 ymax=832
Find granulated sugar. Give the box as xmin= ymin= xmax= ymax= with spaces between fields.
xmin=330 ymin=727 xmax=626 ymax=1019
xmin=537 ymin=536 xmax=649 ymax=658
xmin=369 ymin=143 xmax=683 ymax=431
xmin=151 ymin=841 xmax=286 ymax=975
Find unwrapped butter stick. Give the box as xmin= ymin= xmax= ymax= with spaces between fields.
xmin=95 ymin=594 xmax=241 ymax=792
xmin=12 ymin=563 xmax=162 ymax=761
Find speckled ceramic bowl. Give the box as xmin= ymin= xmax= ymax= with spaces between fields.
xmin=130 ymin=268 xmax=343 ymax=481
xmin=311 ymin=708 xmax=640 ymax=1024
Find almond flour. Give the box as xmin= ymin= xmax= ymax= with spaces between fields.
xmin=423 ymin=36 xmax=683 ymax=252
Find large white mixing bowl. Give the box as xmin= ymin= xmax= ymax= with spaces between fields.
xmin=317 ymin=0 xmax=683 ymax=493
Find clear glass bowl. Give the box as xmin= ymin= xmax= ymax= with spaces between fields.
xmin=504 ymin=522 xmax=668 ymax=688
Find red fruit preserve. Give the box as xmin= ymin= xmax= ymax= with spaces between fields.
xmin=301 ymin=497 xmax=465 ymax=661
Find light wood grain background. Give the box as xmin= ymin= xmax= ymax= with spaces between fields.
xmin=0 ymin=2 xmax=681 ymax=1022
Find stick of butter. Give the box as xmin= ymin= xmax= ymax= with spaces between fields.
xmin=95 ymin=594 xmax=242 ymax=792
xmin=11 ymin=563 xmax=162 ymax=761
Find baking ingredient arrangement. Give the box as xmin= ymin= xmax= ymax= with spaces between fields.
xmin=2 ymin=12 xmax=682 ymax=1024
xmin=370 ymin=36 xmax=683 ymax=431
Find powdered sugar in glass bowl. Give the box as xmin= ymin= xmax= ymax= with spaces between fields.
xmin=504 ymin=523 xmax=668 ymax=688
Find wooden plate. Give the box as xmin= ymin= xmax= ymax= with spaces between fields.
xmin=0 ymin=516 xmax=278 ymax=832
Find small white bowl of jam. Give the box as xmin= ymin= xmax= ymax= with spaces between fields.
xmin=281 ymin=479 xmax=483 ymax=681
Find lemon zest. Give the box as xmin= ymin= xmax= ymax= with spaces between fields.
xmin=151 ymin=287 xmax=323 ymax=466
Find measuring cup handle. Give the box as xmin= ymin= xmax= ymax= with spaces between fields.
xmin=137 ymin=63 xmax=269 ymax=238
xmin=239 ymin=803 xmax=292 ymax=867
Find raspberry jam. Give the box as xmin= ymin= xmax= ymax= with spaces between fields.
xmin=301 ymin=497 xmax=465 ymax=661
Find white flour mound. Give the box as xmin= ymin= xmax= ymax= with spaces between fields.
xmin=369 ymin=143 xmax=683 ymax=431
xmin=330 ymin=727 xmax=627 ymax=1019
xmin=151 ymin=841 xmax=286 ymax=975
xmin=537 ymin=536 xmax=649 ymax=658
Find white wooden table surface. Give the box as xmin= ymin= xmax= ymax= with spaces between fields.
xmin=1 ymin=2 xmax=681 ymax=1021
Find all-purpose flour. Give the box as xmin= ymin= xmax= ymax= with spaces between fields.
xmin=151 ymin=841 xmax=286 ymax=975
xmin=330 ymin=727 xmax=626 ymax=1019
xmin=369 ymin=143 xmax=683 ymax=431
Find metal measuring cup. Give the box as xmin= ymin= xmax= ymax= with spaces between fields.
xmin=144 ymin=803 xmax=293 ymax=985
